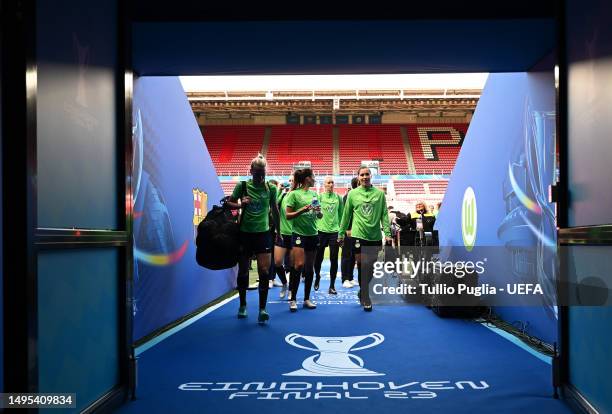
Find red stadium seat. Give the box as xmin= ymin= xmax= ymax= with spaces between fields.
xmin=405 ymin=124 xmax=467 ymax=175
xmin=202 ymin=123 xmax=467 ymax=178
xmin=266 ymin=125 xmax=334 ymax=175
xmin=338 ymin=125 xmax=408 ymax=174
xmin=201 ymin=126 xmax=266 ymax=175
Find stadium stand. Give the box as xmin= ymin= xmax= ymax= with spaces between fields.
xmin=201 ymin=126 xmax=266 ymax=175
xmin=338 ymin=125 xmax=409 ymax=174
xmin=265 ymin=125 xmax=334 ymax=175
xmin=203 ymin=125 xmax=460 ymax=204
xmin=202 ymin=124 xmax=467 ymax=176
xmin=219 ymin=181 xmax=238 ymax=196
xmin=425 ymin=180 xmax=449 ymax=194
xmin=391 ymin=179 xmax=447 ymax=212
xmin=405 ymin=124 xmax=467 ymax=174
xmin=393 ymin=180 xmax=425 ymax=195
xmin=393 ymin=179 xmax=448 ymax=195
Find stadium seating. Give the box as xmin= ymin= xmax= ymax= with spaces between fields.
xmin=203 ymin=123 xmax=467 ymax=176
xmin=338 ymin=125 xmax=408 ymax=174
xmin=204 ymin=125 xmax=462 ymax=201
xmin=391 ymin=179 xmax=447 ymax=212
xmin=220 ymin=181 xmax=239 ymax=196
xmin=393 ymin=180 xmax=425 ymax=194
xmin=201 ymin=126 xmax=266 ymax=175
xmin=405 ymin=124 xmax=468 ymax=174
xmin=393 ymin=179 xmax=448 ymax=195
xmin=265 ymin=125 xmax=334 ymax=175
xmin=425 ymin=180 xmax=449 ymax=194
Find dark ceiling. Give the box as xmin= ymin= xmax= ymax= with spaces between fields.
xmin=131 ymin=1 xmax=557 ymax=76
xmin=131 ymin=0 xmax=557 ymax=21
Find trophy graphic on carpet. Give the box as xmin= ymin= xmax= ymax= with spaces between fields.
xmin=284 ymin=333 xmax=385 ymax=377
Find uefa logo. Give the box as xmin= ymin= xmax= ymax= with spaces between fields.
xmin=462 ymin=186 xmax=477 ymax=251
xmin=284 ymin=333 xmax=385 ymax=377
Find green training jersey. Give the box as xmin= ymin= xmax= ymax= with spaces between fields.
xmin=231 ymin=180 xmax=277 ymax=233
xmin=278 ymin=191 xmax=293 ymax=236
xmin=285 ymin=188 xmax=319 ymax=237
xmin=339 ymin=185 xmax=391 ymax=241
xmin=316 ymin=191 xmax=344 ymax=233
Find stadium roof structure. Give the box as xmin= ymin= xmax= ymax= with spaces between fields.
xmin=181 ymin=75 xmax=483 ymax=116
xmin=186 ymin=90 xmax=480 ymax=116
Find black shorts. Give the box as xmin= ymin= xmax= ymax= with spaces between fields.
xmin=275 ymin=234 xmax=293 ymax=249
xmin=352 ymin=238 xmax=382 ymax=255
xmin=318 ymin=231 xmax=339 ymax=248
xmin=291 ymin=233 xmax=319 ymax=252
xmin=240 ymin=231 xmax=272 ymax=255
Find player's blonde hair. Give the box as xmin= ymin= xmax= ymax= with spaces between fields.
xmin=250 ymin=153 xmax=267 ymax=169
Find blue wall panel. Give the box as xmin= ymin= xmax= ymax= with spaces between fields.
xmin=132 ymin=77 xmax=236 ymax=341
xmin=36 ymin=0 xmax=118 ymax=229
xmin=569 ymin=306 xmax=612 ymax=413
xmin=38 ymin=249 xmax=119 ymax=412
xmin=435 ymin=72 xmax=558 ymax=344
xmin=565 ymin=0 xmax=612 ymax=411
xmin=567 ymin=0 xmax=612 ymax=227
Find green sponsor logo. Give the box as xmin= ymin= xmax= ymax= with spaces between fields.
xmin=461 ymin=187 xmax=477 ymax=251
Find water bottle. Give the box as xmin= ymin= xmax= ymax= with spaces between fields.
xmin=416 ymin=215 xmax=424 ymax=246
xmin=312 ymin=197 xmax=322 ymax=218
xmin=416 ymin=216 xmax=423 ymax=230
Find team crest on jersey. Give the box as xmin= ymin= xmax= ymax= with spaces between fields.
xmin=361 ymin=202 xmax=374 ymax=217
xmin=324 ymin=204 xmax=336 ymax=214
xmin=247 ymin=199 xmax=263 ymax=213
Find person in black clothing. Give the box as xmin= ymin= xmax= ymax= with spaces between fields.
xmin=273 ymin=175 xmax=293 ymax=299
xmin=267 ymin=179 xmax=286 ymax=289
xmin=340 ymin=177 xmax=359 ymax=288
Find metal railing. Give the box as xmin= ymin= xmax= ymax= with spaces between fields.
xmin=337 ymin=169 xmax=451 ymax=176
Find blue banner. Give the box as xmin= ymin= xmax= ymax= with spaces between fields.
xmin=435 ymin=73 xmax=557 ymax=344
xmin=132 ymin=77 xmax=236 ymax=341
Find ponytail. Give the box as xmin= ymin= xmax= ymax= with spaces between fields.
xmin=293 ymin=168 xmax=313 ymax=189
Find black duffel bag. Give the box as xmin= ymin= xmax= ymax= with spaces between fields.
xmin=196 ymin=196 xmax=240 ymax=270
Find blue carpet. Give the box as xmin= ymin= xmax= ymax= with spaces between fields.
xmin=116 ymin=266 xmax=573 ymax=414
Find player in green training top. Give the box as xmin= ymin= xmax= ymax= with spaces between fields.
xmin=226 ymin=154 xmax=280 ymax=324
xmin=285 ymin=168 xmax=322 ymax=312
xmin=339 ymin=167 xmax=392 ymax=311
xmin=313 ymin=176 xmax=344 ymax=294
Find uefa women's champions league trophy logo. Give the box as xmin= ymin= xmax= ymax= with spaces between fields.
xmin=498 ymin=97 xmax=557 ymax=317
xmin=524 ymin=105 xmax=557 ymax=317
xmin=284 ymin=333 xmax=385 ymax=377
